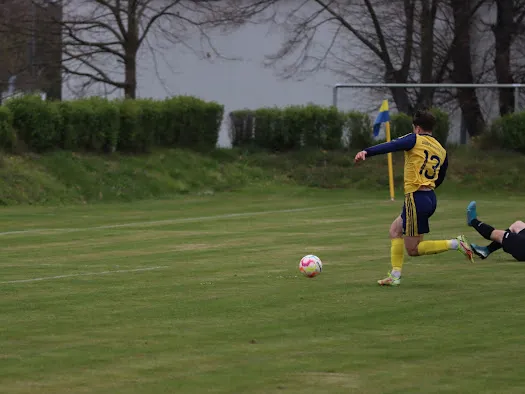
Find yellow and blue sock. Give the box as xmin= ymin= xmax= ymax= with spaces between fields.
xmin=417 ymin=239 xmax=458 ymax=256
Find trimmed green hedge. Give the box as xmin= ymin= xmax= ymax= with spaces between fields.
xmin=57 ymin=98 xmax=120 ymax=152
xmin=229 ymin=106 xmax=450 ymax=151
xmin=230 ymin=105 xmax=345 ymax=151
xmin=390 ymin=113 xmax=413 ymax=140
xmin=0 ymin=95 xmax=223 ymax=153
xmin=0 ymin=106 xmax=16 ymax=151
xmin=390 ymin=108 xmax=449 ymax=145
xmin=346 ymin=111 xmax=373 ymax=149
xmin=488 ymin=112 xmax=525 ymax=153
xmin=118 ymin=99 xmax=146 ymax=152
xmin=432 ymin=108 xmax=450 ymax=146
xmin=17 ymin=95 xmax=525 ymax=155
xmin=5 ymin=95 xmax=61 ymax=152
xmin=166 ymin=96 xmax=223 ymax=150
xmin=229 ymin=109 xmax=254 ymax=147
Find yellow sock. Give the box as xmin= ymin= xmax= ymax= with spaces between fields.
xmin=391 ymin=238 xmax=404 ymax=273
xmin=417 ymin=240 xmax=455 ymax=256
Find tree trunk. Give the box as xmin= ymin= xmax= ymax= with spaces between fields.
xmin=383 ymin=0 xmax=415 ymax=115
xmin=124 ymin=53 xmax=137 ymax=99
xmin=385 ymin=69 xmax=413 ymax=114
xmin=493 ymin=0 xmax=515 ymax=116
xmin=450 ymin=0 xmax=486 ymax=137
xmin=418 ymin=0 xmax=437 ymax=108
xmin=124 ymin=2 xmax=139 ymax=99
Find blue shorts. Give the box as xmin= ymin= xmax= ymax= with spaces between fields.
xmin=401 ymin=190 xmax=437 ymax=236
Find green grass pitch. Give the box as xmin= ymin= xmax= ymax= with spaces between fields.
xmin=1 ymin=187 xmax=525 ymax=393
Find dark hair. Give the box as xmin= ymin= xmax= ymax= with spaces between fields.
xmin=412 ymin=109 xmax=436 ymax=132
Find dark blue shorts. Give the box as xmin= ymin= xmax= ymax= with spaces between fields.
xmin=401 ymin=190 xmax=437 ymax=236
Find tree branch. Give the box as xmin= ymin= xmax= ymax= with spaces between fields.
xmin=63 ymin=24 xmax=125 ymax=60
xmin=63 ymin=48 xmax=124 ymax=88
xmin=400 ymin=0 xmax=415 ymax=80
xmin=313 ymin=0 xmax=386 ymax=62
xmin=138 ymin=1 xmax=183 ymax=46
xmin=93 ymin=0 xmax=127 ymax=40
xmin=62 ymin=17 xmax=124 ymax=42
xmin=61 ymin=66 xmax=125 ymax=88
xmin=363 ymin=0 xmax=393 ymax=67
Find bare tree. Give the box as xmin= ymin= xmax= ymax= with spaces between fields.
xmin=411 ymin=0 xmax=483 ymax=107
xmin=33 ymin=0 xmax=270 ymax=99
xmin=490 ymin=0 xmax=525 ymax=114
xmin=448 ymin=0 xmax=486 ymax=135
xmin=57 ymin=0 xmax=205 ymax=98
xmin=261 ymin=0 xmax=418 ymax=114
xmin=417 ymin=0 xmax=439 ymax=106
xmin=257 ymin=0 xmax=487 ymax=130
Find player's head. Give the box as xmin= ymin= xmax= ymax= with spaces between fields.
xmin=412 ymin=110 xmax=436 ymax=134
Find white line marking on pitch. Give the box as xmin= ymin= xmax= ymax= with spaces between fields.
xmin=0 ymin=202 xmax=366 ymax=237
xmin=0 ymin=266 xmax=168 ymax=284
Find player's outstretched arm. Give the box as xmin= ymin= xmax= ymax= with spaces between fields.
xmin=354 ymin=134 xmax=417 ymax=163
xmin=354 ymin=150 xmax=367 ymax=162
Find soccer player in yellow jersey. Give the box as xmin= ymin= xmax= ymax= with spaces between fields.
xmin=354 ymin=110 xmax=474 ymax=286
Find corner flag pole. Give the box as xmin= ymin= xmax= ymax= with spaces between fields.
xmin=385 ymin=121 xmax=395 ymax=201
xmin=373 ymin=99 xmax=395 ymax=202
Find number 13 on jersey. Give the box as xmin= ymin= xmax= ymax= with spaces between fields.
xmin=419 ymin=149 xmax=441 ymax=180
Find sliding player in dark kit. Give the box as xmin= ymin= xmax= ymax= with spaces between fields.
xmin=467 ymin=201 xmax=525 ymax=262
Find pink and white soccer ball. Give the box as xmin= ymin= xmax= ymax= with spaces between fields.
xmin=299 ymin=255 xmax=323 ymax=277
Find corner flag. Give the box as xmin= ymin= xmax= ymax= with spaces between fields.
xmin=373 ymin=100 xmax=395 ymax=201
xmin=373 ymin=100 xmax=390 ymax=137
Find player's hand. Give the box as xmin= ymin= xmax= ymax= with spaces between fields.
xmin=354 ymin=150 xmax=367 ymax=163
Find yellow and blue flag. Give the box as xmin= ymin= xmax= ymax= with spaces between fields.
xmin=373 ymin=100 xmax=390 ymax=137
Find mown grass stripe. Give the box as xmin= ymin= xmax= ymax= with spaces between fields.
xmin=0 ymin=266 xmax=168 ymax=284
